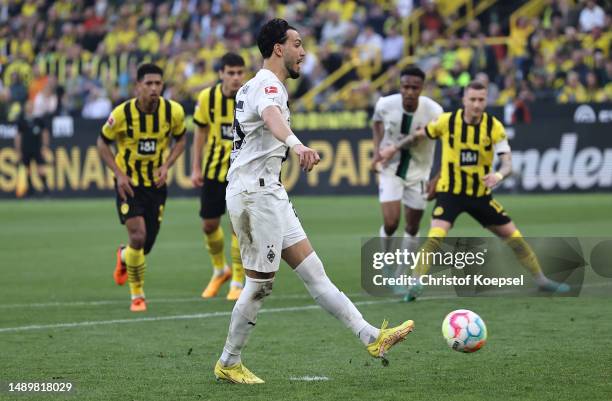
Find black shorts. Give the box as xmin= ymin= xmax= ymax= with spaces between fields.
xmin=115 ymin=184 xmax=167 ymax=254
xmin=199 ymin=178 xmax=227 ymax=219
xmin=432 ymin=192 xmax=512 ymax=227
xmin=22 ymin=151 xmax=44 ymax=166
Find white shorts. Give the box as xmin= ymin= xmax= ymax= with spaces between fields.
xmin=227 ymin=189 xmax=307 ymax=273
xmin=378 ymin=173 xmax=427 ymax=210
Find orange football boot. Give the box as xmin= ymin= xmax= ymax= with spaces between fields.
xmin=130 ymin=297 xmax=147 ymax=312
xmin=113 ymin=246 xmax=127 ymax=286
xmin=201 ymin=267 xmax=231 ymax=298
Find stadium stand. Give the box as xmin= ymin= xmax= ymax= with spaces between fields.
xmin=0 ymin=0 xmax=610 ymax=120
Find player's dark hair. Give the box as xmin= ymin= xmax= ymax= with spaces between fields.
xmin=137 ymin=63 xmax=163 ymax=81
xmin=466 ymin=80 xmax=487 ymax=91
xmin=219 ymin=52 xmax=245 ymax=71
xmin=257 ymin=18 xmax=297 ymax=59
xmin=400 ymin=66 xmax=426 ymax=81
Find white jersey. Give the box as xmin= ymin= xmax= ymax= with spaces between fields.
xmin=373 ymin=95 xmax=443 ymax=184
xmin=227 ymin=69 xmax=291 ymax=197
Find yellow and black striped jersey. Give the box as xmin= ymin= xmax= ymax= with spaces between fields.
xmin=193 ymin=83 xmax=235 ymax=183
xmin=100 ymin=97 xmax=186 ymax=187
xmin=426 ymin=109 xmax=507 ymax=197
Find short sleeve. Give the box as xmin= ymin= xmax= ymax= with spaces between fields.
xmin=425 ymin=112 xmax=449 ymax=139
xmin=491 ymin=116 xmax=507 ymax=144
xmin=101 ymin=106 xmax=123 ymax=142
xmin=255 ymin=81 xmax=286 ymax=117
xmin=193 ymin=89 xmax=210 ymax=127
xmin=372 ymin=98 xmax=384 ymax=122
xmin=171 ymin=102 xmax=186 ymax=137
xmin=431 ymin=102 xmax=444 ymax=119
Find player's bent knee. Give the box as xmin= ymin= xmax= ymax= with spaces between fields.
xmin=405 ymin=223 xmax=420 ymax=236
xmin=234 ymin=276 xmax=275 ymax=323
xmin=128 ymin=231 xmax=146 ymax=250
xmin=293 ymin=252 xmax=330 ymax=299
xmin=383 ymin=222 xmax=399 ymax=236
xmin=203 ymin=219 xmax=221 ymax=234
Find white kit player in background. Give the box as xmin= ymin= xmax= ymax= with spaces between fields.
xmin=372 ymin=67 xmax=443 ymax=284
xmin=213 ymin=18 xmax=415 ymax=385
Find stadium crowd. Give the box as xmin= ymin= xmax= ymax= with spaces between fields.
xmin=0 ymin=0 xmax=610 ymax=121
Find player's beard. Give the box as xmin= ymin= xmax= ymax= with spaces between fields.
xmin=285 ymin=59 xmax=300 ymax=79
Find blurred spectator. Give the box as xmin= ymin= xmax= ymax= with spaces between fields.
xmin=584 ymin=71 xmax=607 ymax=102
xmin=320 ymin=11 xmax=352 ymax=45
xmin=509 ymin=17 xmax=535 ymax=79
xmin=355 ymin=25 xmax=383 ymax=62
xmin=28 ymin=65 xmax=48 ymax=102
xmin=470 ymin=34 xmax=499 ymax=81
xmin=9 ymin=72 xmax=28 ymax=106
xmin=420 ymin=1 xmax=445 ymax=35
xmin=381 ymin=25 xmax=404 ymax=72
xmin=32 ymin=78 xmax=58 ymax=118
xmin=497 ymin=75 xmax=517 ymax=106
xmin=557 ymin=71 xmax=588 ymax=103
xmin=82 ymin=88 xmax=112 ymax=119
xmin=578 ymin=0 xmax=605 ymax=32
xmin=474 ymin=72 xmax=499 ymax=104
xmin=530 ymin=71 xmax=557 ymax=102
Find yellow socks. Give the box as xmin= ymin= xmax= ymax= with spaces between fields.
xmin=205 ymin=226 xmax=227 ymax=275
xmin=504 ymin=230 xmax=543 ymax=276
xmin=126 ymin=246 xmax=146 ymax=299
xmin=230 ymin=234 xmax=244 ymax=288
xmin=414 ymin=226 xmax=447 ymax=277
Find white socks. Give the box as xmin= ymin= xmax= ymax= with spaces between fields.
xmin=294 ymin=252 xmax=380 ymax=345
xmin=219 ymin=276 xmax=274 ymax=367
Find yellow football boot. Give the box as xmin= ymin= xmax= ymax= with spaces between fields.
xmin=214 ymin=361 xmax=264 ymax=384
xmin=366 ymin=319 xmax=414 ymax=360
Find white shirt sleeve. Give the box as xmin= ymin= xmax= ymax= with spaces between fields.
xmin=255 ymin=81 xmax=286 ymax=117
xmin=494 ymin=138 xmax=511 ymax=155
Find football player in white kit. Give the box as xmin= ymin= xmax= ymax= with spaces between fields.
xmin=372 ymin=67 xmax=443 ymax=293
xmin=214 ymin=19 xmax=414 ymax=384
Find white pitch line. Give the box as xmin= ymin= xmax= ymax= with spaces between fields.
xmin=2 ymin=282 xmax=606 ymax=310
xmin=0 ymin=300 xmax=392 ymax=334
xmin=289 ymin=376 xmax=330 ymax=381
xmin=0 ymin=292 xmax=366 ymax=309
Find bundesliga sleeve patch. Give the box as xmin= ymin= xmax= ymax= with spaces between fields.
xmin=264 ymin=86 xmax=278 ymax=95
xmin=107 ymin=115 xmax=115 ymax=126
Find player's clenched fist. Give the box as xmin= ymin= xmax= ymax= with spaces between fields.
xmin=293 ymin=144 xmax=320 ymax=172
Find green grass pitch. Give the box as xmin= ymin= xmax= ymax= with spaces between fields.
xmin=1 ymin=194 xmax=611 ymax=401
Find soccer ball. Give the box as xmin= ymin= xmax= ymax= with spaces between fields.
xmin=442 ymin=309 xmax=487 ymax=353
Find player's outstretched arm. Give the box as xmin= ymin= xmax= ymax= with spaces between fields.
xmin=156 ymin=133 xmax=187 ymax=188
xmin=482 ymin=152 xmax=512 ymax=189
xmin=379 ymin=126 xmax=426 ymax=163
xmin=96 ymin=136 xmax=134 ymax=200
xmin=190 ymin=125 xmax=209 ymax=187
xmin=262 ymin=105 xmax=320 ymax=172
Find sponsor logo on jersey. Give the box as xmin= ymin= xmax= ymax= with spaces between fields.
xmin=265 ymin=86 xmax=278 ymax=95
